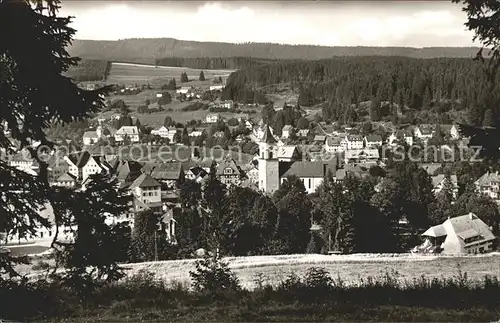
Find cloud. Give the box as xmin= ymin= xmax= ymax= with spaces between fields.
xmin=60 ymin=1 xmax=476 ymax=47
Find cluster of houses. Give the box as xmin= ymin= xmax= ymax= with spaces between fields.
xmin=5 ymin=103 xmax=498 ymax=255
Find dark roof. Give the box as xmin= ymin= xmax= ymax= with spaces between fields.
xmin=116 ymin=160 xmax=143 ymax=182
xmin=365 ymin=135 xmax=383 ymax=142
xmin=67 ymin=151 xmax=91 ymax=168
xmin=281 ymin=161 xmax=336 ymax=178
xmin=129 ymin=173 xmax=161 ymax=189
xmin=262 ymin=124 xmax=277 ymax=144
xmin=56 ymin=172 xmax=77 ymax=182
xmin=216 ymin=158 xmax=242 ymax=176
xmin=149 ymin=162 xmax=184 ymax=180
xmin=188 ymin=166 xmax=208 ymax=177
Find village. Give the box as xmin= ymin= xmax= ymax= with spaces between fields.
xmin=2 ymin=80 xmax=497 ymax=257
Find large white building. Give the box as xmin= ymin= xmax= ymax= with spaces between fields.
xmin=343 ymin=134 xmax=363 ymax=150
xmin=421 ymin=213 xmax=496 ymax=255
xmin=475 ymin=171 xmax=500 ymax=200
xmin=115 ymin=126 xmax=140 ymax=143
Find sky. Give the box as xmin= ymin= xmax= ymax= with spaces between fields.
xmin=59 ymin=1 xmax=477 ymax=48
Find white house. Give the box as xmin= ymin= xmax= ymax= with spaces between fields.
xmin=206 ymin=113 xmax=222 ymax=124
xmin=281 ymin=125 xmax=293 ymax=139
xmin=343 ymin=134 xmax=364 ymax=150
xmin=432 ymin=174 xmax=459 ymax=199
xmin=324 ymin=136 xmax=344 ymax=153
xmin=363 ymin=135 xmax=383 ymax=148
xmin=475 ymin=171 xmax=500 ymax=200
xmin=129 ymin=173 xmax=163 ymax=214
xmin=8 ymin=151 xmax=35 ymax=175
xmin=151 ymin=126 xmax=177 ymax=142
xmin=189 ymin=130 xmax=204 ymax=138
xmin=421 ymin=213 xmax=496 ymax=255
xmin=83 ymin=131 xmax=99 ymax=146
xmin=115 ymin=126 xmax=140 ymax=143
xmin=210 ymin=85 xmax=225 ymax=91
xmin=344 ymin=148 xmax=380 ymax=164
xmin=297 ymin=129 xmax=310 ymax=138
xmin=220 ymin=100 xmax=234 ymax=109
xmin=53 ymin=172 xmax=77 ymax=188
xmin=150 ymin=126 xmax=169 ymax=138
xmin=176 ymin=86 xmax=193 ymax=94
xmin=414 ymin=125 xmax=434 ymax=140
xmin=441 ymin=124 xmax=460 ymax=140
xmin=388 ymin=130 xmax=413 ymax=146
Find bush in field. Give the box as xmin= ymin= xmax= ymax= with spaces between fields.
xmin=31 ymin=260 xmax=50 ymax=271
xmin=189 ymin=255 xmax=240 ymax=295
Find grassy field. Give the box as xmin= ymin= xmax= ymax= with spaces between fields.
xmin=9 ymin=252 xmax=500 ymax=322
xmin=106 ymin=62 xmax=234 ymax=85
xmin=120 ymin=253 xmax=500 ymax=290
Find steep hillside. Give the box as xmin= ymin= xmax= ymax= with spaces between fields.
xmin=68 ymin=38 xmax=481 ymax=64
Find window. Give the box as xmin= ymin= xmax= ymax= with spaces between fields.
xmin=308 ymin=178 xmax=312 ymax=189
xmin=269 ymin=151 xmax=273 ymax=159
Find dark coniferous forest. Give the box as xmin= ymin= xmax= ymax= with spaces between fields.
xmin=223 ymin=56 xmax=500 ymax=126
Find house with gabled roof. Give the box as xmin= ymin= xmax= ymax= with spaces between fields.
xmin=297 ymin=129 xmax=310 ymax=138
xmin=53 ymin=172 xmax=77 ymax=188
xmin=115 ymin=126 xmax=140 ymax=143
xmin=313 ymin=135 xmax=327 ymax=145
xmin=185 ymin=166 xmax=208 ymax=183
xmin=64 ymin=151 xmax=91 ymax=181
xmin=414 ymin=124 xmax=434 ymax=140
xmin=475 ymin=171 xmax=500 ymax=200
xmin=344 ymin=148 xmax=380 ymax=164
xmin=216 ymin=157 xmax=246 ymax=187
xmin=280 ymin=161 xmax=337 ymax=194
xmin=421 ymin=213 xmax=496 ymax=255
xmin=363 ymin=134 xmax=383 ymax=148
xmin=440 ymin=124 xmax=460 ymax=140
xmin=206 ymin=113 xmax=222 ymax=124
xmin=129 ymin=173 xmax=163 ymax=214
xmin=343 ymin=134 xmax=363 ymax=150
xmin=83 ymin=130 xmax=99 ymax=146
xmin=146 ymin=161 xmax=185 ymax=188
xmin=388 ymin=129 xmax=413 ymax=146
xmin=324 ymin=136 xmax=344 ymax=153
xmin=277 ymin=145 xmax=301 ymax=162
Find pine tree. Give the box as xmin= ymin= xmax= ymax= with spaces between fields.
xmin=181 ymin=72 xmax=189 ymax=83
xmin=56 ymin=173 xmax=132 ymax=292
xmin=201 ymin=163 xmax=230 ymax=255
xmin=129 ymin=210 xmax=158 ymax=262
xmin=182 ymin=127 xmax=191 ymax=146
xmin=0 ymin=0 xmax=110 ymax=279
xmin=199 ymin=71 xmax=206 ymax=81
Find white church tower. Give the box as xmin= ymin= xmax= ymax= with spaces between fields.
xmin=258 ymin=125 xmax=280 ymax=194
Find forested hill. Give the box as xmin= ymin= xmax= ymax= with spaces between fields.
xmin=68 ymin=38 xmax=481 ymax=64
xmin=222 ymin=56 xmax=500 ymax=127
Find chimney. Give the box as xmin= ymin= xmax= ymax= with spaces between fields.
xmin=469 ymin=212 xmax=474 ymax=220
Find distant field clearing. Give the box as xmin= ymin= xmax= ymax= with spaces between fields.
xmin=106 ymin=62 xmax=235 ymax=84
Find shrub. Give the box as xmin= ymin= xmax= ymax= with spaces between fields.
xmin=303 ymin=267 xmax=333 ymax=289
xmin=189 ymin=255 xmax=240 ymax=295
xmin=32 ymin=260 xmax=50 ymax=271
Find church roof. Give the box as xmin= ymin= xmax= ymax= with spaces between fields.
xmin=262 ymin=125 xmax=277 ymax=144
